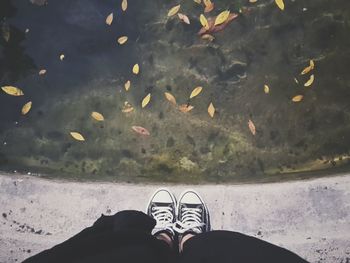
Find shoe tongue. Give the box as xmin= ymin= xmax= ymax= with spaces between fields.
xmin=153 ymin=202 xmax=172 ymax=207
xmin=182 ymin=203 xmax=201 ymax=209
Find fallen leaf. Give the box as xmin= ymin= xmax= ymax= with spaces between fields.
xmin=132 ymin=126 xmax=150 ymax=136
xmin=118 ymin=36 xmax=128 ymax=45
xmin=122 ymin=101 xmax=134 ymax=113
xmin=304 ymin=74 xmax=314 ymax=87
xmin=198 ymin=13 xmax=238 ymax=35
xmin=264 ymin=84 xmax=270 ymax=94
xmin=164 ymin=92 xmax=177 ymax=105
xmin=142 ymin=93 xmax=151 ymax=108
xmin=168 ymin=5 xmax=181 ymax=17
xmin=21 ymin=101 xmax=32 ymax=115
xmin=122 ymin=0 xmax=127 ymax=11
xmin=294 ymin=77 xmax=299 ymax=84
xmin=25 ymin=28 xmax=30 ymax=33
xmin=249 ymin=0 xmax=258 ymax=3
xmin=106 ymin=13 xmax=113 ymax=25
xmin=70 ymin=132 xmax=85 ymax=141
xmin=39 ymin=69 xmax=47 ymax=75
xmin=208 ymin=102 xmax=215 ymax=118
xmin=60 ymin=54 xmax=65 ymax=61
xmin=310 ymin=59 xmax=315 ymax=69
xmin=248 ymin=119 xmax=256 ymax=135
xmin=179 ymin=104 xmax=194 ymax=113
xmin=190 ymin=86 xmax=203 ymax=99
xmin=178 ymin=13 xmax=190 ymax=24
xmin=292 ymin=95 xmax=303 ymax=102
xmin=194 ymin=0 xmax=201 ymax=4
xmin=132 ymin=64 xmax=139 ymax=74
xmin=1 ymin=86 xmax=24 ymax=96
xmin=275 ymin=0 xmax=285 ymax=10
xmin=2 ymin=22 xmax=10 ymax=42
xmin=200 ymin=14 xmax=210 ymax=30
xmin=201 ymin=34 xmax=215 ymax=41
xmin=204 ymin=3 xmax=214 ymax=13
xmin=91 ymin=111 xmax=105 ymax=121
xmin=301 ymin=60 xmax=315 ymax=75
xmin=214 ymin=10 xmax=230 ymax=26
xmin=124 ymin=80 xmax=131 ymax=91
xmin=301 ymin=65 xmax=311 ymax=75
xmin=203 ymin=0 xmax=212 ymax=7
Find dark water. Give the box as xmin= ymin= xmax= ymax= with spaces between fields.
xmin=0 ymin=0 xmax=350 ymax=183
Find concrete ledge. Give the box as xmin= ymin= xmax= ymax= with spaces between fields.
xmin=0 ymin=174 xmax=349 ymax=263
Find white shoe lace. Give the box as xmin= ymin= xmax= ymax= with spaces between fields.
xmin=173 ymin=207 xmax=204 ymax=234
xmin=151 ymin=206 xmax=175 ymax=235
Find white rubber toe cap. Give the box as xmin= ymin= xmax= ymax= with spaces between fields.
xmin=179 ymin=190 xmax=202 ymax=205
xmin=151 ymin=189 xmax=174 ymax=203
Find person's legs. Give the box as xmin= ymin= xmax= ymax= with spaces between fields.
xmin=24 ymin=208 xmax=176 ymax=263
xmin=173 ymin=189 xmax=211 ymax=252
xmin=175 ymin=190 xmax=309 ymax=263
xmin=179 ymin=230 xmax=309 ymax=263
xmin=146 ymin=188 xmax=178 ymax=250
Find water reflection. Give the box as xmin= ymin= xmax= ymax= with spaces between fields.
xmin=0 ymin=0 xmax=350 ymax=183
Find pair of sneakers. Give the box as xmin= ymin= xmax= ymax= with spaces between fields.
xmin=146 ymin=188 xmax=211 ymax=246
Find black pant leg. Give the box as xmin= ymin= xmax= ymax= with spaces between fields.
xmin=23 ymin=210 xmax=175 ymax=263
xmin=179 ymin=230 xmax=309 ymax=263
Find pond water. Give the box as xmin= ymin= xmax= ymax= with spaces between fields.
xmin=0 ymin=0 xmax=350 ymax=183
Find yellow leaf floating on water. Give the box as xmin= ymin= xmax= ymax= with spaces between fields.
xmin=304 ymin=74 xmax=314 ymax=87
xmin=208 ymin=102 xmax=215 ymax=118
xmin=118 ymin=36 xmax=128 ymax=45
xmin=294 ymin=77 xmax=299 ymax=84
xmin=106 ymin=13 xmax=113 ymax=25
xmin=190 ymin=86 xmax=203 ymax=99
xmin=200 ymin=14 xmax=210 ymax=30
xmin=264 ymin=84 xmax=270 ymax=94
xmin=301 ymin=60 xmax=315 ymax=75
xmin=122 ymin=101 xmax=134 ymax=113
xmin=70 ymin=132 xmax=85 ymax=141
xmin=121 ymin=0 xmax=127 ymax=11
xmin=91 ymin=111 xmax=104 ymax=121
xmin=132 ymin=64 xmax=139 ymax=75
xmin=249 ymin=0 xmax=258 ymax=3
xmin=21 ymin=101 xmax=32 ymax=115
xmin=204 ymin=2 xmax=214 ymax=13
xmin=214 ymin=10 xmax=230 ymax=26
xmin=203 ymin=0 xmax=212 ymax=7
xmin=275 ymin=0 xmax=285 ymax=10
xmin=292 ymin=95 xmax=303 ymax=102
xmin=60 ymin=54 xmax=65 ymax=61
xmin=39 ymin=69 xmax=47 ymax=75
xmin=124 ymin=80 xmax=131 ymax=91
xmin=310 ymin=60 xmax=315 ymax=69
xmin=179 ymin=104 xmax=194 ymax=113
xmin=193 ymin=0 xmax=201 ymax=4
xmin=178 ymin=13 xmax=190 ymax=24
xmin=164 ymin=92 xmax=177 ymax=105
xmin=248 ymin=119 xmax=256 ymax=135
xmin=142 ymin=93 xmax=151 ymax=108
xmin=168 ymin=5 xmax=181 ymax=17
xmin=1 ymin=86 xmax=24 ymax=96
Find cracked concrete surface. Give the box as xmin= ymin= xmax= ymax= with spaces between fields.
xmin=0 ymin=173 xmax=349 ymax=263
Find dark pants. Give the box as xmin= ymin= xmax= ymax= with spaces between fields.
xmin=23 ymin=210 xmax=309 ymax=263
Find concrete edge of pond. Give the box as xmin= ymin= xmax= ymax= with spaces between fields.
xmin=0 ymin=173 xmax=349 ymax=263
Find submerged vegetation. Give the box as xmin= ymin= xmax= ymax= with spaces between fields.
xmin=0 ymin=0 xmax=350 ymax=183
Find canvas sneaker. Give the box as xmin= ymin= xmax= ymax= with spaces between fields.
xmin=174 ymin=189 xmax=211 ymax=238
xmin=146 ymin=188 xmax=177 ymax=237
